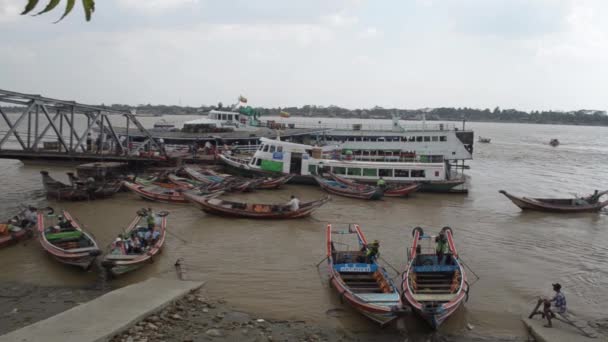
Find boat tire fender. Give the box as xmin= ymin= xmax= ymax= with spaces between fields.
xmin=412 ymin=227 xmax=424 ymax=237
xmin=464 ymin=280 xmax=470 ymax=302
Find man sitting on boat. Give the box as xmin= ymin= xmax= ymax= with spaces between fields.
xmin=57 ymin=216 xmax=74 ymax=230
xmin=529 ymin=283 xmax=567 ymax=328
xmin=1 ymin=218 xmax=23 ymax=234
xmin=286 ymin=195 xmax=300 ymax=211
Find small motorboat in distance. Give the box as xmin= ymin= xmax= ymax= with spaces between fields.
xmin=549 ymin=138 xmax=560 ymax=147
xmin=401 ymin=226 xmax=468 ymax=329
xmin=0 ymin=207 xmax=37 ymax=249
xmin=37 ymin=208 xmax=101 ymax=270
xmin=314 ymin=176 xmax=384 ymax=200
xmin=123 ymin=181 xmax=224 ymax=204
xmin=101 ymin=209 xmax=168 ymax=277
xmin=326 ymin=172 xmax=419 ymax=197
xmin=499 ymin=190 xmax=608 ymax=213
xmin=478 ymin=137 xmax=491 ymax=143
xmin=326 ymin=224 xmax=403 ymax=326
xmin=184 ymin=193 xmax=330 ymax=219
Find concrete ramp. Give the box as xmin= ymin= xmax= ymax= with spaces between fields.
xmin=523 ymin=317 xmax=599 ymax=342
xmin=0 ymin=278 xmax=204 ymax=342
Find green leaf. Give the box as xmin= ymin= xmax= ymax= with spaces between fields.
xmin=36 ymin=0 xmax=61 ymax=16
xmin=82 ymin=0 xmax=95 ymax=21
xmin=55 ymin=0 xmax=76 ymax=23
xmin=21 ymin=0 xmax=40 ymax=15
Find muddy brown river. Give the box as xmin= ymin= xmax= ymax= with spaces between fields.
xmin=0 ymin=119 xmax=607 ymax=339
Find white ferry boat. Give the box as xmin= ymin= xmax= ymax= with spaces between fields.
xmin=182 ymin=109 xmax=259 ymax=132
xmin=220 ymin=138 xmax=466 ymax=193
xmin=309 ymin=117 xmax=474 ymax=163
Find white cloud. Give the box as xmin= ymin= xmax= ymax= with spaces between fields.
xmin=321 ymin=13 xmax=358 ymax=27
xmin=116 ymin=0 xmax=199 ymax=13
xmin=358 ymin=27 xmax=381 ymax=39
xmin=0 ymin=0 xmax=23 ymax=23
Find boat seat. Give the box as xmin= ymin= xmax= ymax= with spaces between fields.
xmin=412 ymin=294 xmax=457 ymax=302
xmin=357 ymin=293 xmax=400 ymax=303
xmin=413 ymin=265 xmax=458 ymax=273
xmin=104 ymin=254 xmax=137 ymax=260
xmin=65 ymin=246 xmax=98 ymax=253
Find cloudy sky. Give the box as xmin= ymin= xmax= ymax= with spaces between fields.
xmin=1 ymin=0 xmax=607 ymax=111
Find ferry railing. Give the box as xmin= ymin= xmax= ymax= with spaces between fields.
xmin=256 ymin=120 xmax=457 ymax=132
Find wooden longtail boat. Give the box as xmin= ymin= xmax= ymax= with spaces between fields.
xmin=182 ymin=167 xmax=259 ymax=192
xmin=41 ymin=171 xmax=120 ymax=201
xmin=184 ymin=193 xmax=329 ymax=219
xmin=37 ymin=208 xmax=101 ymax=270
xmin=0 ymin=208 xmax=36 ymax=249
xmin=327 ymin=172 xmax=419 ymax=197
xmin=123 ymin=181 xmax=223 ymax=204
xmin=499 ymin=190 xmax=608 ymax=213
xmin=314 ymin=176 xmax=383 ymax=200
xmin=326 ymin=224 xmax=403 ymax=326
xmin=255 ymin=175 xmax=294 ymax=190
xmin=101 ymin=209 xmax=168 ymax=277
xmin=401 ymin=227 xmax=468 ymax=329
xmin=67 ymin=173 xmax=123 ymax=197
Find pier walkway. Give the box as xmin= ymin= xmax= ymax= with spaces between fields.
xmin=0 ymin=278 xmax=205 ymax=342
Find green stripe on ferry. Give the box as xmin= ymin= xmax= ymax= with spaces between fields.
xmin=261 ymin=160 xmax=283 ymax=172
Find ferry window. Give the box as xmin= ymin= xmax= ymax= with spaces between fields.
xmin=432 ymin=136 xmax=438 ymax=142
xmin=269 ymin=145 xmax=276 ymax=153
xmin=347 ymin=168 xmax=362 ymax=176
xmin=277 ymin=146 xmax=283 ymax=152
xmin=308 ymin=165 xmax=317 ymax=174
xmin=333 ymin=167 xmax=346 ymax=175
xmin=362 ymin=168 xmax=377 ymax=177
xmin=408 ymin=136 xmax=415 ymax=142
xmin=401 ymin=137 xmax=408 ymax=142
xmin=435 ymin=171 xmax=440 ymax=177
xmin=256 ymin=159 xmax=262 ymax=166
xmin=440 ymin=136 xmax=447 ymax=142
xmin=363 ymin=150 xmax=370 ymax=156
xmin=393 ymin=137 xmax=400 ymax=142
xmin=263 ymin=144 xmax=270 ymax=152
xmin=395 ymin=169 xmax=409 ymax=177
xmin=416 ymin=136 xmax=423 ymax=142
xmin=379 ymin=169 xmax=393 ymax=177
xmin=258 ymin=145 xmax=264 ymax=151
xmin=411 ymin=170 xmax=426 ymax=178
xmin=424 ymin=136 xmax=430 ymax=142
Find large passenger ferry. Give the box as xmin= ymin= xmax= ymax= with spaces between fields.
xmin=220 ymin=138 xmax=466 ymax=193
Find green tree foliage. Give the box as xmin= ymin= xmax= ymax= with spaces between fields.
xmin=21 ymin=0 xmax=95 ymax=22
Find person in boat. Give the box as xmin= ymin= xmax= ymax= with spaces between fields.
xmin=364 ymin=240 xmax=380 ymax=262
xmin=286 ymin=195 xmax=300 ymax=211
xmin=585 ymin=190 xmax=600 ymax=204
xmin=530 ymin=283 xmax=567 ymax=328
xmin=151 ymin=229 xmax=161 ymax=244
xmin=377 ymin=177 xmax=387 ymax=190
xmin=57 ymin=216 xmax=74 ymax=230
xmin=436 ymin=232 xmax=449 ymax=265
xmin=111 ymin=237 xmax=124 ymax=254
xmin=5 ymin=218 xmax=22 ymax=233
xmin=22 ymin=206 xmax=37 ymax=227
xmin=146 ymin=209 xmax=156 ymax=230
xmin=131 ymin=235 xmax=143 ymax=254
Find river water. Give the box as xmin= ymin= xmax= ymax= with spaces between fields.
xmin=0 ymin=116 xmax=607 ymax=340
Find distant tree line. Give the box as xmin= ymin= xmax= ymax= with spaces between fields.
xmin=2 ymin=103 xmax=607 ymax=126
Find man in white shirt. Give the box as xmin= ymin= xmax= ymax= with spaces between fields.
xmin=286 ymin=195 xmax=300 ymax=211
